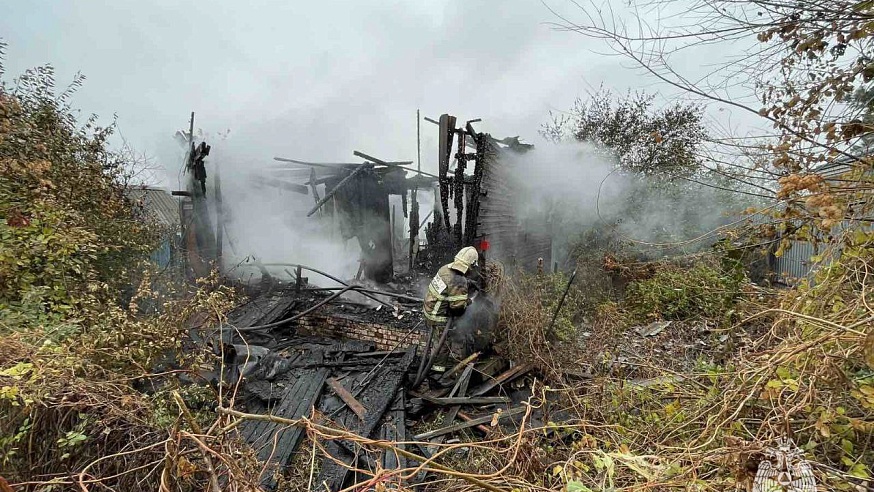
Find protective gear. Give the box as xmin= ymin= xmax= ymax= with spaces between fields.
xmin=450 ymin=246 xmax=479 ymax=274
xmin=423 ymin=263 xmax=470 ymax=323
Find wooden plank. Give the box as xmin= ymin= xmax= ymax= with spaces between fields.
xmin=352 ymin=150 xmax=413 ymax=166
xmin=470 ymin=363 xmax=533 ymax=397
xmin=238 ymin=367 xmax=328 ymax=490
xmin=327 ymin=377 xmax=367 ymax=420
xmin=409 ymin=393 xmax=507 ymax=406
xmin=412 ymin=406 xmax=527 ymax=441
xmin=439 ymin=352 xmax=480 ymax=385
xmin=316 ymin=347 xmax=415 ymax=491
xmin=443 ymin=365 xmax=473 ymax=424
xmin=380 ymin=392 xmax=407 ymax=471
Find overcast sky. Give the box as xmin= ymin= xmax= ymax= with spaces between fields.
xmin=1 ymin=0 xmax=760 ymax=186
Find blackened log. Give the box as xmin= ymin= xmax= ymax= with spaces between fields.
xmin=307 ymin=163 xmax=370 ymax=217
xmin=470 ymin=363 xmax=533 ymax=397
xmin=411 ymin=406 xmax=527 ymax=440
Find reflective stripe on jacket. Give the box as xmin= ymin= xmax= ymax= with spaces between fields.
xmin=422 ymin=263 xmax=469 ymax=323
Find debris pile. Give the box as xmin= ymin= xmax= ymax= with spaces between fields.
xmin=220 ymin=287 xmax=541 ymax=491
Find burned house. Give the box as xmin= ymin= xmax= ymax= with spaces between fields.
xmin=423 ymin=115 xmax=551 ymax=272
xmin=176 ymin=111 xmax=551 ymax=284
xmin=169 ymin=112 xmax=555 ymax=490
xmin=266 ymin=114 xmax=552 ymax=283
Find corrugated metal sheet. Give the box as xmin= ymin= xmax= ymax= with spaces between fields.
xmin=772 ymin=153 xmax=872 ymax=283
xmin=126 ymin=187 xmax=181 ymax=227
xmin=772 ymin=219 xmax=867 ymax=284
xmin=478 ymin=139 xmax=552 ymax=271
xmin=125 ymin=187 xmax=180 ymax=268
xmin=773 ymin=239 xmax=820 ymax=283
xmin=151 ymin=240 xmax=173 ymax=268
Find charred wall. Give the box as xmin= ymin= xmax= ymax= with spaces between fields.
xmin=477 ymin=138 xmax=552 ymax=272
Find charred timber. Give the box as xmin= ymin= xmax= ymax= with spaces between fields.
xmin=306 ymin=162 xmax=370 ymax=217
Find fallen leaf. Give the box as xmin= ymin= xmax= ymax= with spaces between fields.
xmin=490 ymin=408 xmax=503 ymax=427
xmin=566 ymin=481 xmax=593 ymax=492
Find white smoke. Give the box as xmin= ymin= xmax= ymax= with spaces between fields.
xmin=502 ymin=141 xmax=748 ymax=264
xmin=171 ymin=135 xmax=365 ymax=286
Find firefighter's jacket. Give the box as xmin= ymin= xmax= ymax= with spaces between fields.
xmin=423 ymin=263 xmax=469 ymax=323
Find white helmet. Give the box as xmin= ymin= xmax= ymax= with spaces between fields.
xmin=450 ymin=246 xmax=479 ymax=274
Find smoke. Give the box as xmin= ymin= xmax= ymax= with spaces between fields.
xmin=165 ymin=131 xmax=744 ymax=286
xmin=175 ymin=135 xmax=365 ymax=285
xmin=450 ymin=291 xmax=500 ymax=355
xmin=502 ymin=141 xmax=744 ymax=264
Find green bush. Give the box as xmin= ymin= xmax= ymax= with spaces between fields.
xmin=624 ymin=257 xmax=745 ymax=322
xmin=0 ymin=63 xmax=160 ymax=330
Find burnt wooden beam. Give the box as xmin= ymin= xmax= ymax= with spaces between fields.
xmin=306 ymin=162 xmax=370 ymax=217
xmin=444 ymin=364 xmax=474 ymax=424
xmin=352 ymin=150 xmax=413 ymax=167
xmin=437 ymin=114 xmax=456 ymax=232
xmin=470 ymin=363 xmax=534 ymax=397
xmin=273 ymin=156 xmax=359 ymax=169
xmin=412 ymin=406 xmax=527 ymax=440
xmin=328 ymin=377 xmax=368 ymax=420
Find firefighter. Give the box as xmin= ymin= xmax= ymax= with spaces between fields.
xmin=422 ymin=246 xmax=480 ymax=347
xmin=412 ymin=246 xmax=482 ymax=385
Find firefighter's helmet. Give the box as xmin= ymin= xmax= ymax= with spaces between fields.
xmin=450 ymin=246 xmax=479 ymax=274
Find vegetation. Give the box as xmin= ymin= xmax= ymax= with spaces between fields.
xmin=543 ymin=87 xmax=707 ymax=177
xmin=2 ymin=0 xmax=874 ymax=488
xmin=0 ymin=55 xmax=248 ymax=490
xmin=624 ymin=256 xmax=745 ymax=322
xmin=0 ymin=66 xmax=160 ymax=328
